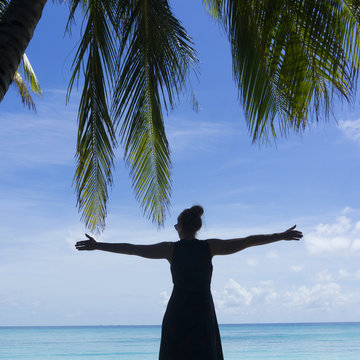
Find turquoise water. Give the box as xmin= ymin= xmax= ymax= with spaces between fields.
xmin=1 ymin=323 xmax=359 ymax=359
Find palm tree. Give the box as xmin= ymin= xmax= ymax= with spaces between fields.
xmin=0 ymin=1 xmax=42 ymax=110
xmin=1 ymin=0 xmax=360 ymax=231
xmin=0 ymin=0 xmax=46 ymax=101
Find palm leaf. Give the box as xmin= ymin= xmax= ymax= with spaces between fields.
xmin=20 ymin=54 xmax=42 ymax=96
xmin=67 ymin=0 xmax=117 ymax=232
xmin=0 ymin=0 xmax=8 ymax=13
xmin=11 ymin=70 xmax=36 ymax=110
xmin=205 ymin=0 xmax=360 ymax=141
xmin=204 ymin=0 xmax=279 ymax=140
xmin=112 ymin=0 xmax=198 ymax=226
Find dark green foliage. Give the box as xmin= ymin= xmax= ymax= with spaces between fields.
xmin=67 ymin=0 xmax=196 ymax=231
xmin=205 ymin=0 xmax=360 ymax=140
xmin=66 ymin=0 xmax=360 ymax=231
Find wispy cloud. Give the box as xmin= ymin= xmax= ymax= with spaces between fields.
xmin=290 ymin=265 xmax=304 ymax=272
xmin=266 ymin=251 xmax=279 ymax=260
xmin=166 ymin=118 xmax=240 ymax=156
xmin=159 ymin=291 xmax=170 ymax=308
xmin=0 ymin=89 xmax=78 ymax=168
xmin=315 ymin=269 xmax=333 ymax=282
xmin=246 ymin=258 xmax=258 ymax=267
xmin=338 ymin=268 xmax=360 ymax=280
xmin=338 ymin=119 xmax=360 ymax=142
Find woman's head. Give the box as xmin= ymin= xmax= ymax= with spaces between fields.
xmin=176 ymin=205 xmax=204 ymax=235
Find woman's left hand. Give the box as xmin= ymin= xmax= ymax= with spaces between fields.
xmin=282 ymin=225 xmax=303 ymax=241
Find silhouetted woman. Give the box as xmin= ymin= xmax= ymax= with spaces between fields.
xmin=75 ymin=205 xmax=302 ymax=360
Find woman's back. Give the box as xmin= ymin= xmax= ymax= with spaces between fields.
xmin=171 ymin=239 xmax=212 ymax=292
xmin=159 ymin=239 xmax=224 ymax=360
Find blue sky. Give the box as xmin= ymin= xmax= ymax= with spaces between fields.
xmin=1 ymin=1 xmax=360 ymax=326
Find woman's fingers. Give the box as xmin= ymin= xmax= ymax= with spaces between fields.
xmin=290 ymin=231 xmax=303 ymax=240
xmin=282 ymin=226 xmax=303 ymax=241
xmin=75 ymin=234 xmax=96 ymax=251
xmin=283 ymin=225 xmax=303 ymax=240
xmin=75 ymin=239 xmax=95 ymax=250
xmin=285 ymin=225 xmax=296 ymax=232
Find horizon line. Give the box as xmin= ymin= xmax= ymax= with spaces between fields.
xmin=1 ymin=321 xmax=360 ymax=328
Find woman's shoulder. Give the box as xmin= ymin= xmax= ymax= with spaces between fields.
xmin=203 ymin=238 xmax=223 ymax=257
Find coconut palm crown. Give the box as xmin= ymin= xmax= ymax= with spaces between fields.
xmin=1 ymin=0 xmax=360 ymax=231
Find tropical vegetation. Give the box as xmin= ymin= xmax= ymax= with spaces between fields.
xmin=1 ymin=0 xmax=360 ymax=231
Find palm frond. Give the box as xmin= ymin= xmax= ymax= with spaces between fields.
xmin=20 ymin=54 xmax=42 ymax=95
xmin=10 ymin=55 xmax=42 ymax=111
xmin=112 ymin=0 xmax=198 ymax=225
xmin=65 ymin=0 xmax=88 ymax=34
xmin=206 ymin=0 xmax=279 ymax=140
xmin=202 ymin=0 xmax=222 ymax=18
xmin=0 ymin=0 xmax=8 ymax=14
xmin=67 ymin=0 xmax=117 ymax=232
xmin=11 ymin=70 xmax=36 ymax=111
xmin=205 ymin=0 xmax=360 ymax=141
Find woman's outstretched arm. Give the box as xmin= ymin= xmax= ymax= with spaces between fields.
xmin=75 ymin=234 xmax=173 ymax=262
xmin=207 ymin=226 xmax=303 ymax=256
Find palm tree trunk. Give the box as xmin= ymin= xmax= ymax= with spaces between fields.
xmin=0 ymin=0 xmax=47 ymax=101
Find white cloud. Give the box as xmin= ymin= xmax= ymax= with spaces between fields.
xmin=214 ymin=279 xmax=277 ymax=313
xmin=338 ymin=119 xmax=360 ymax=142
xmin=216 ymin=279 xmax=254 ymax=308
xmin=246 ymin=258 xmax=258 ymax=267
xmin=160 ymin=291 xmax=170 ymax=307
xmin=260 ymin=280 xmax=274 ymax=287
xmin=352 ymin=238 xmax=360 ymax=251
xmin=284 ymin=282 xmax=353 ymax=310
xmin=315 ymin=269 xmax=333 ymax=283
xmin=290 ymin=265 xmax=304 ymax=272
xmin=316 ymin=215 xmax=351 ymax=234
xmin=266 ymin=251 xmax=279 ymax=260
xmin=338 ymin=269 xmax=350 ymax=278
xmin=214 ymin=277 xmax=360 ymax=317
xmin=338 ymin=268 xmax=360 ymax=280
xmin=305 ymin=213 xmax=360 ymax=255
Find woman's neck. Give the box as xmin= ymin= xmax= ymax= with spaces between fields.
xmin=179 ymin=232 xmax=196 ymax=240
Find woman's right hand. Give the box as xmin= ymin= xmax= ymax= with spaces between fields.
xmin=75 ymin=234 xmax=98 ymax=251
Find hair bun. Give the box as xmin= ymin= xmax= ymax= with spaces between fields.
xmin=190 ymin=205 xmax=204 ymax=217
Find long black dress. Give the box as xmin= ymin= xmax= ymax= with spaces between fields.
xmin=159 ymin=239 xmax=224 ymax=360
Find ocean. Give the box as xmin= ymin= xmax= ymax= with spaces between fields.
xmin=0 ymin=323 xmax=359 ymax=359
